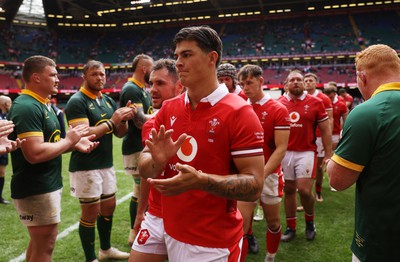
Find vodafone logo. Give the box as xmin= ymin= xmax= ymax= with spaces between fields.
xmin=289 ymin=112 xmax=300 ymax=123
xmin=177 ymin=137 xmax=198 ymax=162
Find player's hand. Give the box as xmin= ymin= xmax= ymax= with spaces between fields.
xmin=75 ymin=135 xmax=99 ymax=153
xmin=133 ymin=212 xmax=145 ymax=235
xmin=112 ymin=106 xmax=136 ymax=125
xmin=0 ymin=120 xmax=15 ymax=138
xmin=148 ymin=163 xmax=205 ymax=196
xmin=0 ymin=136 xmax=25 ymax=154
xmin=145 ymin=125 xmax=187 ymax=168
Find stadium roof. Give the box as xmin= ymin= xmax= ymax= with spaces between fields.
xmin=0 ymin=0 xmax=399 ymax=28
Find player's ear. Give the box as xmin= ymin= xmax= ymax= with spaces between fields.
xmin=31 ymin=73 xmax=40 ymax=84
xmin=208 ymin=51 xmax=218 ymax=66
xmin=259 ymin=77 xmax=264 ymax=86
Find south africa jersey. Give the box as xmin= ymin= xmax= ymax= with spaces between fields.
xmin=332 ymin=83 xmax=400 ymax=260
xmin=9 ymin=90 xmax=62 ymax=199
xmin=120 ymin=78 xmax=152 ymax=155
xmin=65 ymin=87 xmax=116 ymax=172
xmin=278 ymin=93 xmax=328 ymax=152
xmin=153 ymin=86 xmax=264 ymax=248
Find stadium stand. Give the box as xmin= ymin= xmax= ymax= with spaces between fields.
xmin=0 ymin=4 xmax=399 ymax=95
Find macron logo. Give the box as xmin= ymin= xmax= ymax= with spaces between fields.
xmin=170 ymin=116 xmax=177 ymax=127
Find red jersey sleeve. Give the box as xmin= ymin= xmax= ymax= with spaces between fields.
xmin=231 ymin=104 xmax=264 ymax=158
xmin=141 ymin=118 xmax=155 ymax=146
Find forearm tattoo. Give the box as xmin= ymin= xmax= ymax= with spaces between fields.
xmin=133 ymin=106 xmax=146 ymax=129
xmin=206 ymin=174 xmax=260 ymax=200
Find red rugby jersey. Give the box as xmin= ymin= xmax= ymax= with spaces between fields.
xmin=141 ymin=118 xmax=162 ymax=218
xmin=153 ymin=86 xmax=264 ymax=248
xmin=278 ymin=92 xmax=328 ymax=152
xmin=251 ymin=94 xmax=290 ymax=173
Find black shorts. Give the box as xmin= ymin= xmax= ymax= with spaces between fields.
xmin=0 ymin=154 xmax=9 ymax=166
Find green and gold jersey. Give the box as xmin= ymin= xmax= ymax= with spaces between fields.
xmin=65 ymin=87 xmax=116 ymax=172
xmin=120 ymin=78 xmax=152 ymax=155
xmin=333 ymin=83 xmax=400 ymax=261
xmin=9 ymin=90 xmax=62 ymax=199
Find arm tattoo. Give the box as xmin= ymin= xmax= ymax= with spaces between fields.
xmin=133 ymin=106 xmax=146 ymax=129
xmin=206 ymin=174 xmax=260 ymax=201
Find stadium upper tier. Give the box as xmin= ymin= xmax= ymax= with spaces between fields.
xmin=0 ymin=10 xmax=398 ymax=92
xmin=0 ymin=10 xmax=399 ymax=64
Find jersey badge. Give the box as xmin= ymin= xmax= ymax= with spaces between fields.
xmin=261 ymin=111 xmax=268 ymax=120
xmin=208 ymin=118 xmax=220 ymax=135
xmin=137 ymin=229 xmax=150 ymax=245
xmin=89 ymin=103 xmax=95 ymax=110
xmin=304 ymin=104 xmax=310 ymax=114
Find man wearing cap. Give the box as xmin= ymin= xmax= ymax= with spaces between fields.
xmin=217 ymin=63 xmax=247 ymax=100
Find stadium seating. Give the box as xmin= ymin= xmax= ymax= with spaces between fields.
xmin=0 ymin=10 xmax=398 ymax=90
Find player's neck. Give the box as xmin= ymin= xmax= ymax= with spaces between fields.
xmin=187 ymin=79 xmax=219 ymax=110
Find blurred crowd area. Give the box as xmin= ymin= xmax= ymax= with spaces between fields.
xmin=0 ymin=10 xmax=398 ymax=89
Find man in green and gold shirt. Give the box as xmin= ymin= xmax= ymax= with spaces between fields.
xmin=119 ymin=54 xmax=154 ymax=245
xmin=327 ymin=44 xmax=400 ymax=262
xmin=9 ymin=55 xmax=97 ymax=262
xmin=65 ymin=60 xmax=135 ymax=262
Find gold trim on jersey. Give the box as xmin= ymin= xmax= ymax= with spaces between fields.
xmin=18 ymin=131 xmax=43 ymax=139
xmin=128 ymin=78 xmax=145 ymax=89
xmin=80 ymin=87 xmax=102 ymax=99
xmin=331 ymin=154 xmax=364 ymax=172
xmin=96 ymin=119 xmax=113 ymax=134
xmin=21 ymin=89 xmax=49 ymax=105
xmin=371 ymin=82 xmax=400 ymax=97
xmin=68 ymin=118 xmax=89 ymax=125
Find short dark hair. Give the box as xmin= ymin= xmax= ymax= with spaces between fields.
xmin=173 ymin=25 xmax=223 ymax=67
xmin=23 ymin=55 xmax=56 ymax=83
xmin=338 ymin=88 xmax=347 ymax=94
xmin=132 ymin=54 xmax=153 ymax=71
xmin=238 ymin=64 xmax=263 ymax=81
xmin=304 ymin=72 xmax=319 ymax=82
xmin=152 ymin=58 xmax=178 ymax=83
xmin=83 ymin=60 xmax=104 ymax=76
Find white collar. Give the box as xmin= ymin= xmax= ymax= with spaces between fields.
xmin=184 ymin=84 xmax=229 ymax=106
xmin=284 ymin=92 xmax=307 ymax=101
xmin=250 ymin=93 xmax=272 ymax=106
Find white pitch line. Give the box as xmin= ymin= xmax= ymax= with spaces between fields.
xmin=10 ymin=192 xmax=132 ymax=262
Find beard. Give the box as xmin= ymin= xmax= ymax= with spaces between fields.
xmin=144 ymin=72 xmax=150 ymax=84
xmin=86 ymin=81 xmax=104 ymax=92
xmin=289 ymin=86 xmax=303 ymax=97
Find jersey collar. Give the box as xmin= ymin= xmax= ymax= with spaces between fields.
xmin=233 ymin=85 xmax=242 ymax=94
xmin=184 ymin=84 xmax=229 ymax=106
xmin=251 ymin=93 xmax=272 ymax=106
xmin=371 ymin=82 xmax=400 ymax=97
xmin=332 ymin=94 xmax=338 ymax=104
xmin=80 ymin=87 xmax=102 ymax=99
xmin=128 ymin=78 xmax=145 ymax=89
xmin=284 ymin=92 xmax=307 ymax=101
xmin=306 ymin=89 xmax=319 ymax=97
xmin=21 ymin=89 xmax=49 ymax=105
